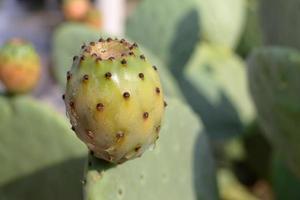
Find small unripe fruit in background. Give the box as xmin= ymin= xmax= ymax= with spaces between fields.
xmin=83 ymin=7 xmax=102 ymax=30
xmin=63 ymin=0 xmax=90 ymax=21
xmin=0 ymin=38 xmax=41 ymax=94
xmin=64 ymin=38 xmax=166 ymax=164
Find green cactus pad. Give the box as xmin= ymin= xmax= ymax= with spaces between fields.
xmin=126 ymin=0 xmax=246 ymax=66
xmin=52 ymin=22 xmax=101 ymax=87
xmin=198 ymin=0 xmax=246 ymax=48
xmin=236 ymin=0 xmax=263 ymax=58
xmin=177 ymin=43 xmax=255 ymax=140
xmin=272 ymin=154 xmax=300 ymax=200
xmin=260 ymin=0 xmax=300 ymax=50
xmin=248 ymin=47 xmax=300 ymax=177
xmin=0 ymin=95 xmax=86 ymax=200
xmin=83 ymin=98 xmax=219 ymax=200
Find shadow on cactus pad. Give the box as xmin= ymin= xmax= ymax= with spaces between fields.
xmin=0 ymin=95 xmax=86 ymax=199
xmin=171 ymin=42 xmax=255 ymax=141
xmin=83 ymin=98 xmax=219 ymax=200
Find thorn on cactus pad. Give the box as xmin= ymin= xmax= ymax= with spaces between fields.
xmin=132 ymin=42 xmax=138 ymax=48
xmin=84 ymin=47 xmax=91 ymax=53
xmin=156 ymin=125 xmax=161 ymax=132
xmin=67 ymin=71 xmax=72 ymax=80
xmin=73 ymin=56 xmax=78 ymax=61
xmin=156 ymin=87 xmax=160 ymax=94
xmin=92 ymin=53 xmax=97 ymax=58
xmin=129 ymin=52 xmax=134 ymax=56
xmin=86 ymin=130 xmax=95 ymax=139
xmin=107 ymin=37 xmax=112 ymax=42
xmin=143 ymin=112 xmax=149 ymax=119
xmin=90 ymin=41 xmax=95 ymax=46
xmin=138 ymin=73 xmax=144 ymax=80
xmin=96 ymin=57 xmax=102 ymax=62
xmin=62 ymin=94 xmax=65 ymax=100
xmin=105 ymin=72 xmax=112 ymax=79
xmin=69 ymin=101 xmax=75 ymax=108
xmin=96 ymin=103 xmax=104 ymax=111
xmin=140 ymin=55 xmax=145 ymax=60
xmin=116 ymin=131 xmax=124 ymax=141
xmin=123 ymin=92 xmax=130 ymax=99
xmin=83 ymin=74 xmax=89 ymax=82
xmin=164 ymin=101 xmax=167 ymax=107
xmin=81 ymin=44 xmax=86 ymax=49
xmin=108 ymin=57 xmax=115 ymax=61
xmin=121 ymin=59 xmax=127 ymax=65
xmin=98 ymin=38 xmax=104 ymax=42
xmin=153 ymin=65 xmax=157 ymax=71
xmin=120 ymin=39 xmax=125 ymax=43
xmin=135 ymin=145 xmax=141 ymax=152
xmin=71 ymin=126 xmax=75 ymax=131
xmin=80 ymin=55 xmax=85 ymax=62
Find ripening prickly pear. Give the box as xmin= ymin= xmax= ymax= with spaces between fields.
xmin=63 ymin=0 xmax=90 ymax=21
xmin=64 ymin=38 xmax=166 ymax=164
xmin=83 ymin=7 xmax=102 ymax=29
xmin=0 ymin=38 xmax=41 ymax=94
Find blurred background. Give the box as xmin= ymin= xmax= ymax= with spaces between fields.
xmin=0 ymin=0 xmax=299 ymax=199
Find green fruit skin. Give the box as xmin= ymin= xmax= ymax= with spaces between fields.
xmin=248 ymin=47 xmax=300 ymax=177
xmin=64 ymin=39 xmax=165 ymax=164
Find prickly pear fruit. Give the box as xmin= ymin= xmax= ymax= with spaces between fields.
xmin=63 ymin=0 xmax=90 ymax=21
xmin=64 ymin=38 xmax=166 ymax=164
xmin=0 ymin=38 xmax=41 ymax=93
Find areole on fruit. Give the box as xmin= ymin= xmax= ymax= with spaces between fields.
xmin=64 ymin=38 xmax=166 ymax=164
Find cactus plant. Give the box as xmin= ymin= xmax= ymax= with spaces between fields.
xmin=247 ymin=47 xmax=300 ymax=177
xmin=0 ymin=38 xmax=40 ymax=93
xmin=126 ymin=0 xmax=246 ymax=67
xmin=0 ymin=95 xmax=86 ymax=199
xmin=64 ymin=38 xmax=166 ymax=164
xmin=177 ymin=42 xmax=255 ymax=140
xmin=83 ymin=98 xmax=219 ymax=200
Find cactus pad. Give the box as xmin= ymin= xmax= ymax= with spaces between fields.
xmin=248 ymin=47 xmax=300 ymax=176
xmin=178 ymin=43 xmax=255 ymax=140
xmin=0 ymin=95 xmax=86 ymax=199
